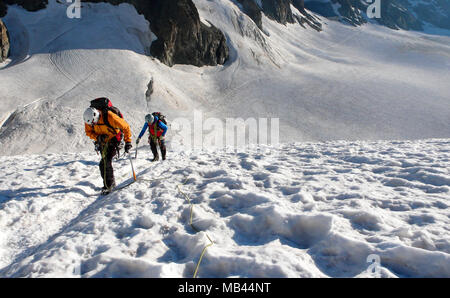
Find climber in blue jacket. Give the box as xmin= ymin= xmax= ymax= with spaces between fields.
xmin=136 ymin=113 xmax=168 ymax=162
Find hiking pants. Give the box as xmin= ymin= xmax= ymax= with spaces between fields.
xmin=150 ymin=137 xmax=166 ymax=160
xmin=99 ymin=140 xmax=118 ymax=188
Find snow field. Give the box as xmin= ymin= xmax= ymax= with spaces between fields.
xmin=0 ymin=0 xmax=449 ymax=279
xmin=0 ymin=139 xmax=449 ymax=277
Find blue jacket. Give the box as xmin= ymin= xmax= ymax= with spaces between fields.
xmin=138 ymin=116 xmax=168 ymax=139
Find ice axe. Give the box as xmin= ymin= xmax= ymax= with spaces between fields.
xmin=128 ymin=153 xmax=137 ymax=181
xmin=135 ymin=138 xmax=140 ymax=159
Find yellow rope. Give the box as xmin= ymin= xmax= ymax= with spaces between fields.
xmin=177 ymin=178 xmax=214 ymax=278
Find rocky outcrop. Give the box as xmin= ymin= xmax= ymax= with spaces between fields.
xmin=412 ymin=0 xmax=450 ymax=30
xmin=304 ymin=0 xmax=368 ymax=27
xmin=0 ymin=18 xmax=9 ymax=62
xmin=334 ymin=0 xmax=367 ymax=26
xmin=376 ymin=0 xmax=422 ymax=30
xmin=4 ymin=0 xmax=48 ymax=12
xmin=79 ymin=0 xmax=229 ymax=67
xmin=291 ymin=0 xmax=322 ymax=31
xmin=235 ymin=0 xmax=321 ymax=31
xmin=304 ymin=0 xmax=338 ymax=18
xmin=237 ymin=0 xmax=263 ymax=30
xmin=142 ymin=0 xmax=229 ymax=67
xmin=0 ymin=1 xmax=7 ymax=17
xmin=261 ymin=0 xmax=295 ymax=24
xmin=291 ymin=0 xmax=305 ymax=13
xmin=305 ymin=0 xmax=425 ymax=30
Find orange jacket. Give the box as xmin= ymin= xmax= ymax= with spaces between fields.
xmin=85 ymin=111 xmax=132 ymax=143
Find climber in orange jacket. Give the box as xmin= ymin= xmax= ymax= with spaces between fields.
xmin=84 ymin=107 xmax=133 ymax=194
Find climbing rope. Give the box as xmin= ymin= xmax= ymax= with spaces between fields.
xmin=177 ymin=177 xmax=214 ymax=278
xmin=99 ymin=149 xmax=214 ymax=278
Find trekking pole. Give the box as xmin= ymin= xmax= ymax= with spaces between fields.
xmin=128 ymin=153 xmax=137 ymax=181
xmin=135 ymin=145 xmax=138 ymax=159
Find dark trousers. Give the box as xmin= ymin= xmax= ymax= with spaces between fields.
xmin=99 ymin=140 xmax=118 ymax=188
xmin=150 ymin=137 xmax=166 ymax=160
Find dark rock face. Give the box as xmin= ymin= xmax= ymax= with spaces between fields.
xmin=292 ymin=0 xmax=306 ymax=13
xmin=393 ymin=0 xmax=450 ymax=30
xmin=376 ymin=0 xmax=422 ymax=30
xmin=0 ymin=18 xmax=9 ymax=62
xmin=333 ymin=0 xmax=367 ymax=26
xmin=235 ymin=0 xmax=321 ymax=31
xmin=413 ymin=0 xmax=450 ymax=30
xmin=0 ymin=1 xmax=7 ymax=18
xmin=397 ymin=0 xmax=450 ymax=30
xmin=291 ymin=0 xmax=322 ymax=31
xmin=143 ymin=0 xmax=229 ymax=67
xmin=261 ymin=0 xmax=295 ymax=24
xmin=291 ymin=0 xmax=305 ymax=13
xmin=305 ymin=1 xmax=337 ymax=18
xmin=236 ymin=0 xmax=263 ymax=30
xmin=4 ymin=0 xmax=48 ymax=12
xmin=306 ymin=0 xmax=425 ymax=30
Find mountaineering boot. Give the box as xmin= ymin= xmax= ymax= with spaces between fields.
xmin=101 ymin=182 xmax=116 ymax=195
xmin=151 ymin=155 xmax=159 ymax=162
xmin=101 ymin=187 xmax=112 ymax=195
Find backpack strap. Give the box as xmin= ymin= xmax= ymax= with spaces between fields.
xmin=101 ymin=110 xmax=114 ymax=133
xmin=101 ymin=110 xmax=124 ymax=158
xmin=101 ymin=109 xmax=124 ymax=139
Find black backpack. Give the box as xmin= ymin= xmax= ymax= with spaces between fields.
xmin=152 ymin=112 xmax=167 ymax=126
xmin=90 ymin=97 xmax=124 ymax=142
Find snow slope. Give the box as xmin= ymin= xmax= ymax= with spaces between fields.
xmin=0 ymin=0 xmax=449 ymax=279
xmin=0 ymin=139 xmax=449 ymax=277
xmin=0 ymin=1 xmax=155 ymax=155
xmin=0 ymin=0 xmax=449 ymax=156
